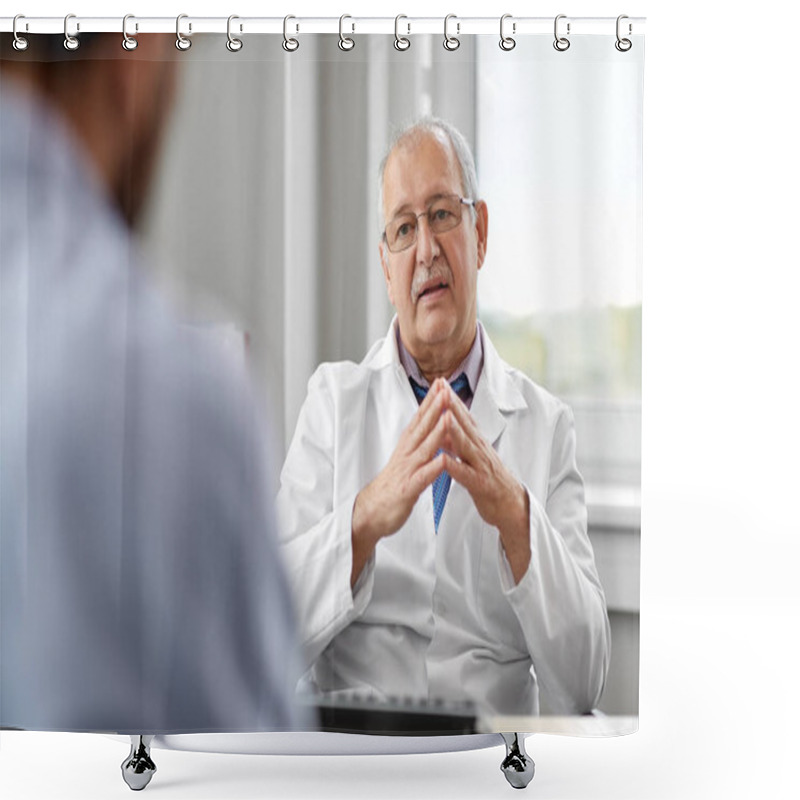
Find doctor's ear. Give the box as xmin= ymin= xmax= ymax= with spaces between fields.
xmin=475 ymin=200 xmax=489 ymax=270
xmin=379 ymin=240 xmax=396 ymax=306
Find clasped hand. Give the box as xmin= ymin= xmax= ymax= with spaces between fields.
xmin=351 ymin=378 xmax=530 ymax=585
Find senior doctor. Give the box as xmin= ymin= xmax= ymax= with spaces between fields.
xmin=278 ymin=118 xmax=610 ymax=716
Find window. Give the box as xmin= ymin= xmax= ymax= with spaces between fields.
xmin=476 ymin=39 xmax=642 ymax=498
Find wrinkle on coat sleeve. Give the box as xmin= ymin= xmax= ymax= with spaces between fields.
xmin=277 ymin=367 xmax=375 ymax=669
xmin=498 ymin=405 xmax=611 ymax=714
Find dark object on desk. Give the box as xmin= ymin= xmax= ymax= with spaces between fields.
xmin=310 ymin=695 xmax=479 ymax=736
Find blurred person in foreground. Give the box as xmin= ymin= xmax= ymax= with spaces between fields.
xmin=0 ymin=34 xmax=309 ymax=733
xmin=279 ymin=118 xmax=610 ymax=717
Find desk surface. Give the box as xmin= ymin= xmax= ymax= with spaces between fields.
xmin=482 ymin=715 xmax=638 ymax=737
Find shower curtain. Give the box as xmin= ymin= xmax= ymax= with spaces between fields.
xmin=1 ymin=17 xmax=643 ymax=749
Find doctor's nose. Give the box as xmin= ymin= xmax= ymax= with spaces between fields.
xmin=415 ymin=217 xmax=441 ymax=266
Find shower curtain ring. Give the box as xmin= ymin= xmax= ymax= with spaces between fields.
xmin=615 ymin=15 xmax=633 ymax=51
xmin=283 ymin=15 xmax=299 ymax=52
xmin=122 ymin=15 xmax=138 ymax=51
xmin=394 ymin=15 xmax=410 ymax=51
xmin=339 ymin=15 xmax=355 ymax=51
xmin=553 ymin=14 xmax=570 ymax=52
xmin=64 ymin=14 xmax=80 ymax=51
xmin=12 ymin=15 xmax=29 ymax=51
xmin=227 ymin=15 xmax=243 ymax=52
xmin=443 ymin=14 xmax=460 ymax=51
xmin=175 ymin=14 xmax=192 ymax=50
xmin=499 ymin=14 xmax=516 ymax=51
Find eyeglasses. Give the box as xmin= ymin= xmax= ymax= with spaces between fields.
xmin=383 ymin=195 xmax=475 ymax=253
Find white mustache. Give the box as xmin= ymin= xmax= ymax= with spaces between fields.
xmin=411 ymin=264 xmax=454 ymax=304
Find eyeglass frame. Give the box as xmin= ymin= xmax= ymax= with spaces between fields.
xmin=381 ymin=194 xmax=477 ymax=253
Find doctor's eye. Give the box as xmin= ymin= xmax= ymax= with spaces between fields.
xmin=396 ymin=221 xmax=415 ymax=239
xmin=431 ymin=207 xmax=453 ymax=224
xmin=428 ymin=197 xmax=464 ymax=233
xmin=389 ymin=216 xmax=417 ymax=249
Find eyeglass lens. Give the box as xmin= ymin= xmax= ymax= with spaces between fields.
xmin=385 ymin=195 xmax=467 ymax=253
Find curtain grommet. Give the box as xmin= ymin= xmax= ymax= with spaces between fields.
xmin=394 ymin=14 xmax=410 ymax=51
xmin=338 ymin=14 xmax=355 ymax=51
xmin=499 ymin=14 xmax=516 ymax=51
xmin=12 ymin=15 xmax=29 ymax=51
xmin=615 ymin=15 xmax=632 ymax=52
xmin=63 ymin=13 xmax=80 ymax=51
xmin=282 ymin=15 xmax=299 ymax=52
xmin=443 ymin=14 xmax=460 ymax=51
xmin=122 ymin=14 xmax=138 ymax=51
xmin=553 ymin=14 xmax=570 ymax=52
xmin=226 ymin=15 xmax=243 ymax=52
xmin=175 ymin=14 xmax=192 ymax=51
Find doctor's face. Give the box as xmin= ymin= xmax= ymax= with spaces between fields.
xmin=379 ymin=132 xmax=488 ymax=372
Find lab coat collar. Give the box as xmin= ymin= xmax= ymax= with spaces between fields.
xmin=471 ymin=324 xmax=527 ymax=446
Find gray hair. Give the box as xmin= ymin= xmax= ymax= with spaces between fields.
xmin=378 ymin=117 xmax=479 ymax=230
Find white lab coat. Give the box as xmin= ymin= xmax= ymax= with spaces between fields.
xmin=278 ymin=319 xmax=610 ymax=716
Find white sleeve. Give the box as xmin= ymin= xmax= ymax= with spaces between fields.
xmin=496 ymin=405 xmax=611 ymax=714
xmin=277 ymin=368 xmax=375 ymax=668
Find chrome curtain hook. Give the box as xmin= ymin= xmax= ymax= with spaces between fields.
xmin=63 ymin=13 xmax=80 ymax=51
xmin=443 ymin=14 xmax=460 ymax=51
xmin=553 ymin=14 xmax=571 ymax=52
xmin=122 ymin=14 xmax=138 ymax=51
xmin=615 ymin=14 xmax=632 ymax=52
xmin=499 ymin=14 xmax=516 ymax=51
xmin=394 ymin=14 xmax=410 ymax=51
xmin=227 ymin=15 xmax=243 ymax=52
xmin=283 ymin=15 xmax=299 ymax=52
xmin=338 ymin=14 xmax=355 ymax=51
xmin=12 ymin=15 xmax=29 ymax=51
xmin=175 ymin=14 xmax=192 ymax=51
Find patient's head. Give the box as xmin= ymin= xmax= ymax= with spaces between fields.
xmin=1 ymin=33 xmax=178 ymax=228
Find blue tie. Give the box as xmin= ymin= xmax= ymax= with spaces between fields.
xmin=409 ymin=373 xmax=470 ymax=532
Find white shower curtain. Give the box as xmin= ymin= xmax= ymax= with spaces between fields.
xmin=1 ymin=17 xmax=642 ymax=746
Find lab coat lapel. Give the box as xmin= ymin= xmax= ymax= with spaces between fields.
xmin=471 ymin=379 xmax=506 ymax=448
xmin=375 ymin=316 xmax=422 ymax=413
xmin=469 ymin=329 xmax=526 ymax=448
